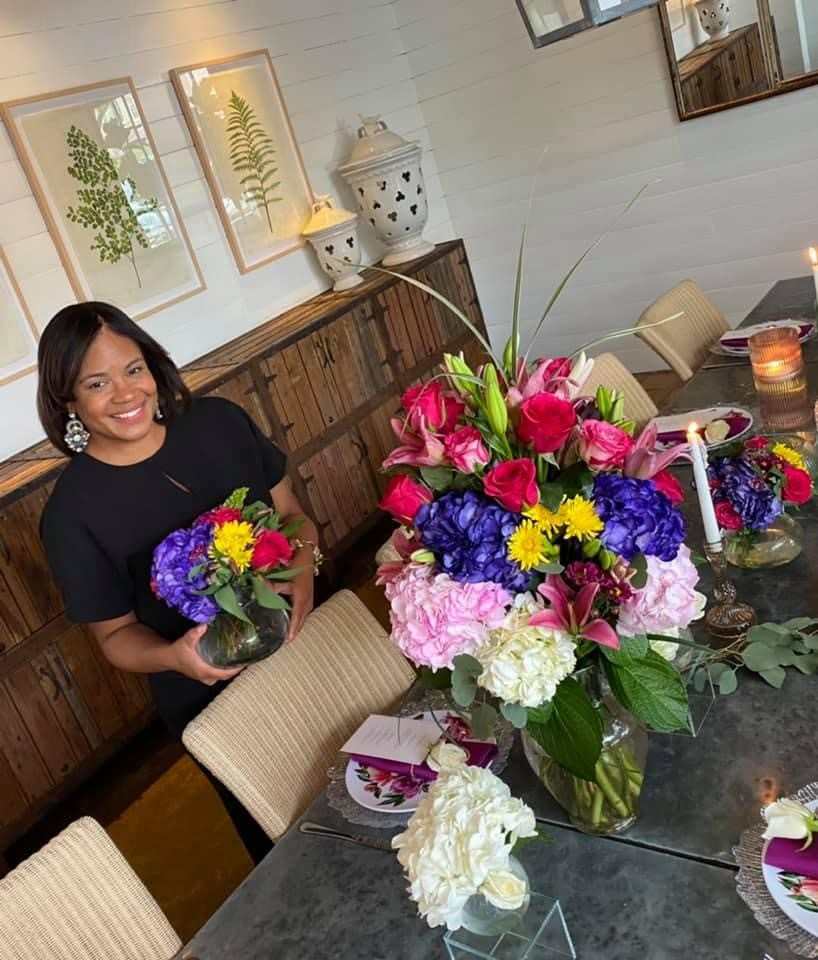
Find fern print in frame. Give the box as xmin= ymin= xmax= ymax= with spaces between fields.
xmin=169 ymin=50 xmax=314 ymax=274
xmin=226 ymin=91 xmax=281 ymax=234
xmin=65 ymin=124 xmax=159 ymax=287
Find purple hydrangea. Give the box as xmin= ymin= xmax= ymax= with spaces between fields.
xmin=708 ymin=457 xmax=782 ymax=531
xmin=415 ymin=489 xmax=530 ymax=591
xmin=151 ymin=523 xmax=219 ymax=623
xmin=592 ymin=474 xmax=685 ymax=562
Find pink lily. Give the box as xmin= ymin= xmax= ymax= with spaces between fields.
xmin=382 ymin=416 xmax=446 ymax=469
xmin=623 ymin=424 xmax=690 ymax=480
xmin=529 ymin=576 xmax=620 ymax=650
xmin=375 ymin=529 xmax=417 ymax=586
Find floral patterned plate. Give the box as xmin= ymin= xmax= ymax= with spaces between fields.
xmin=343 ymin=710 xmax=483 ymax=814
xmin=762 ymin=798 xmax=818 ymax=939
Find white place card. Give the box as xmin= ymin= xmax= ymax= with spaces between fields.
xmin=340 ymin=715 xmax=441 ymax=764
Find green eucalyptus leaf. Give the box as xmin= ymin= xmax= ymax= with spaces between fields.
xmin=452 ymin=654 xmax=483 ymax=677
xmin=741 ymin=641 xmax=782 ymax=672
xmin=499 ymin=701 xmax=529 ymax=729
xmin=759 ymin=666 xmax=787 ymax=689
xmin=746 ymin=624 xmax=793 ymax=647
xmin=796 ymin=632 xmax=818 ymax=651
xmin=692 ymin=667 xmax=706 ymax=693
xmin=706 ymin=662 xmax=731 ymax=681
xmin=602 ymin=651 xmax=689 ymax=732
xmin=525 ymin=677 xmax=602 ymax=781
xmin=781 ymin=617 xmax=818 ymax=631
xmin=533 ymin=561 xmax=564 ymax=574
xmin=718 ymin=670 xmax=738 ymax=695
xmin=469 ymin=703 xmax=497 ymax=741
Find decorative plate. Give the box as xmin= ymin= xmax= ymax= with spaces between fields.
xmin=716 ymin=320 xmax=816 ymax=356
xmin=735 ymin=781 xmax=818 ymax=958
xmin=651 ymin=406 xmax=753 ymax=451
xmin=327 ymin=690 xmax=514 ymax=829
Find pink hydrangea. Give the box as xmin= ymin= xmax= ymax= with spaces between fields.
xmin=384 ymin=562 xmax=511 ymax=670
xmin=616 ymin=544 xmax=702 ymax=636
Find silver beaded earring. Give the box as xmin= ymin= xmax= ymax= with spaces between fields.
xmin=154 ymin=405 xmax=164 ymax=422
xmin=64 ymin=412 xmax=90 ymax=453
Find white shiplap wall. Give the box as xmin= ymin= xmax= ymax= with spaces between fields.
xmin=397 ymin=1 xmax=818 ymax=370
xmin=0 ymin=0 xmax=454 ymax=460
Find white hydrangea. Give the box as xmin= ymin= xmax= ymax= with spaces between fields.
xmin=392 ymin=764 xmax=538 ymax=930
xmin=474 ymin=594 xmax=577 ymax=708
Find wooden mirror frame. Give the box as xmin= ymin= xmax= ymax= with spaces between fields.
xmin=658 ymin=0 xmax=818 ymax=121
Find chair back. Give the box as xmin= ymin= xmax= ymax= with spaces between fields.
xmin=0 ymin=817 xmax=180 ymax=960
xmin=183 ymin=590 xmax=415 ymax=841
xmin=636 ymin=280 xmax=728 ymax=381
xmin=580 ymin=352 xmax=658 ymax=428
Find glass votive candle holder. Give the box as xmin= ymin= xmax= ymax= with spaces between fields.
xmin=749 ymin=327 xmax=811 ymax=430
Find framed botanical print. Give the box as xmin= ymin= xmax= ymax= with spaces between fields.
xmin=170 ymin=50 xmax=314 ymax=274
xmin=1 ymin=79 xmax=204 ymax=320
xmin=0 ymin=246 xmax=38 ymax=386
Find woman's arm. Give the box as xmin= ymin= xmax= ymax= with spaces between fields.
xmin=270 ymin=477 xmax=318 ymax=641
xmin=88 ymin=613 xmax=242 ymax=684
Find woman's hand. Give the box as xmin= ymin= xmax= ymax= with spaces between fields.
xmin=276 ymin=570 xmax=314 ymax=642
xmin=171 ymin=624 xmax=244 ymax=686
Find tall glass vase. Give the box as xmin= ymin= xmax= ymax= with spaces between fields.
xmin=522 ymin=669 xmax=647 ymax=836
xmin=197 ymin=591 xmax=289 ymax=668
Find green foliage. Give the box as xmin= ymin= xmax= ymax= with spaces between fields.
xmin=499 ymin=700 xmax=528 ymax=728
xmin=224 ymin=486 xmax=250 ymax=508
xmin=525 ymin=677 xmax=603 ymax=781
xmin=227 ymin=91 xmax=280 ymax=233
xmin=451 ymin=653 xmax=482 ymax=707
xmin=602 ymin=649 xmax=689 ymax=732
xmin=416 ymin=666 xmax=453 ymax=690
xmin=65 ymin=125 xmax=158 ymax=287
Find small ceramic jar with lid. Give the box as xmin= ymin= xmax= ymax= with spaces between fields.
xmin=302 ymin=195 xmax=364 ymax=292
xmin=338 ymin=115 xmax=435 ymax=266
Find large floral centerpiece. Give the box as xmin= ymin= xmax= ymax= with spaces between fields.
xmin=151 ymin=487 xmax=303 ymax=666
xmin=708 ymin=436 xmax=813 ymax=569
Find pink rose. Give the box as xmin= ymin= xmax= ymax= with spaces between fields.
xmin=483 ymin=459 xmax=539 ymax=512
xmin=444 ymin=427 xmax=490 ymax=474
xmin=577 ymin=420 xmax=634 ymax=470
xmin=744 ymin=436 xmax=770 ymax=451
xmin=715 ymin=500 xmax=743 ymax=531
xmin=781 ymin=465 xmax=812 ymax=505
xmin=379 ymin=475 xmax=433 ymax=526
xmin=401 ymin=382 xmax=464 ymax=434
xmin=516 ymin=393 xmax=577 ymax=454
xmin=652 ymin=468 xmax=685 ymax=506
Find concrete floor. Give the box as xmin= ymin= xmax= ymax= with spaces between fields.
xmin=5 ymin=370 xmax=679 ymax=944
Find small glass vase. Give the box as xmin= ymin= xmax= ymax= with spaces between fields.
xmin=723 ymin=513 xmax=803 ymax=569
xmin=460 ymin=856 xmax=531 ymax=937
xmin=198 ymin=593 xmax=289 ymax=668
xmin=522 ymin=669 xmax=648 ymax=836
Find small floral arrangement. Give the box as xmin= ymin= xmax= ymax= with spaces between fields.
xmin=151 ymin=487 xmax=303 ymax=624
xmin=763 ymin=798 xmax=818 ymax=849
xmin=708 ymin=436 xmax=813 ymax=535
xmin=391 ymin=751 xmax=538 ymax=930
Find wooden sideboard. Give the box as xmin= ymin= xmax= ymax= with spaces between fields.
xmin=0 ymin=239 xmax=488 ymax=858
xmin=678 ymin=23 xmax=770 ymax=114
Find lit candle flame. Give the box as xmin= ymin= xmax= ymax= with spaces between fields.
xmin=688 ymin=421 xmax=698 ymax=433
xmin=810 ymin=247 xmax=818 ymax=267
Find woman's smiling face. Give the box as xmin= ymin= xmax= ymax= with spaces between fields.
xmin=70 ymin=325 xmax=161 ymax=455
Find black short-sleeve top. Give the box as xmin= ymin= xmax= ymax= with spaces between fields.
xmin=41 ymin=397 xmax=287 ymax=643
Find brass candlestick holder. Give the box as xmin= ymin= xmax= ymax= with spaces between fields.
xmin=704 ymin=540 xmax=756 ymax=647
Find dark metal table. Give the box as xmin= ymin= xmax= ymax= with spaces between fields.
xmin=178 ymin=278 xmax=818 ymax=959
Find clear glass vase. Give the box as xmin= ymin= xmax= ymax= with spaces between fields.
xmin=723 ymin=513 xmax=803 ymax=569
xmin=197 ymin=593 xmax=289 ymax=668
xmin=460 ymin=856 xmax=530 ymax=937
xmin=522 ymin=669 xmax=648 ymax=836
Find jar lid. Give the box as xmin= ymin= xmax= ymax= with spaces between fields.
xmin=302 ymin=195 xmax=356 ymax=235
xmin=342 ymin=114 xmax=415 ymax=167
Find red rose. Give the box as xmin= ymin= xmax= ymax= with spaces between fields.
xmin=715 ymin=500 xmax=743 ymax=531
xmin=516 ymin=393 xmax=577 ymax=454
xmin=781 ymin=465 xmax=813 ymax=505
xmin=251 ymin=530 xmax=294 ymax=570
xmin=745 ymin=436 xmax=769 ymax=451
xmin=483 ymin=459 xmax=539 ymax=512
xmin=196 ymin=506 xmax=242 ymax=526
xmin=652 ymin=469 xmax=685 ymax=506
xmin=577 ymin=420 xmax=634 ymax=470
xmin=379 ymin=475 xmax=433 ymax=526
xmin=401 ymin=382 xmax=464 ymax=434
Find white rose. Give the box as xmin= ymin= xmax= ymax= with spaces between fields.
xmin=481 ymin=869 xmax=528 ymax=910
xmin=691 ymin=590 xmax=707 ymax=621
xmin=427 ymin=740 xmax=468 ymax=773
xmin=763 ymin=798 xmax=814 ymax=841
xmin=649 ymin=627 xmax=680 ymax=662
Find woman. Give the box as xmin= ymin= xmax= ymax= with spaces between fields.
xmin=38 ymin=302 xmax=320 ymax=863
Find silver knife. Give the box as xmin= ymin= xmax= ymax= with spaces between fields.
xmin=298 ymin=820 xmax=394 ymax=852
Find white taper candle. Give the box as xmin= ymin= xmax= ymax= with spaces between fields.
xmin=687 ymin=424 xmax=721 ymax=546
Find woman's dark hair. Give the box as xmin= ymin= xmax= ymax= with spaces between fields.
xmin=37 ymin=301 xmax=192 ymax=455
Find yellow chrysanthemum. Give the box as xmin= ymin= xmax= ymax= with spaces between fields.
xmin=772 ymin=443 xmax=807 ymax=472
xmin=560 ymin=495 xmax=604 ymax=541
xmin=523 ymin=503 xmax=564 ymax=537
xmin=211 ymin=520 xmax=255 ymax=572
xmin=507 ymin=520 xmax=554 ymax=571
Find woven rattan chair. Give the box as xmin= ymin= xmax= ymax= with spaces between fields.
xmin=581 ymin=352 xmax=658 ymax=429
xmin=0 ymin=817 xmax=180 ymax=960
xmin=636 ymin=280 xmax=729 ymax=382
xmin=183 ymin=589 xmax=415 ymax=841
